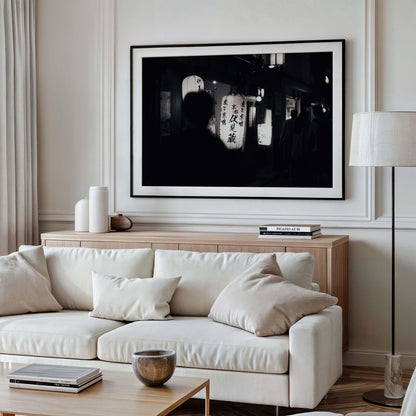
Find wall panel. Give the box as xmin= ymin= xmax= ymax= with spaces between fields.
xmin=114 ymin=0 xmax=367 ymax=225
xmin=37 ymin=0 xmax=101 ymax=216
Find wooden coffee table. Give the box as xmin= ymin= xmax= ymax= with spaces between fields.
xmin=0 ymin=362 xmax=209 ymax=416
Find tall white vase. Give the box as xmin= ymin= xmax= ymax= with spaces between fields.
xmin=74 ymin=198 xmax=89 ymax=232
xmin=89 ymin=186 xmax=109 ymax=233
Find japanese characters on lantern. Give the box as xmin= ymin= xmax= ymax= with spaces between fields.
xmin=219 ymin=94 xmax=247 ymax=150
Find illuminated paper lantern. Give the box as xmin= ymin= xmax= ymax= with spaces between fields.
xmin=219 ymin=94 xmax=247 ymax=150
xmin=257 ymin=109 xmax=273 ymax=146
xmin=182 ymin=75 xmax=204 ymax=99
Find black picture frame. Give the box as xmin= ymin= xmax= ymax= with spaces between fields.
xmin=131 ymin=39 xmax=345 ymax=199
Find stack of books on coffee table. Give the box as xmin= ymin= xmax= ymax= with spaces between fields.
xmin=258 ymin=224 xmax=321 ymax=239
xmin=8 ymin=364 xmax=102 ymax=393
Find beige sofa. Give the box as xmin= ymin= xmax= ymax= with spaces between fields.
xmin=0 ymin=245 xmax=343 ymax=411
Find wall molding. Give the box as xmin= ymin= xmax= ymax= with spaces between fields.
xmin=344 ymin=349 xmax=416 ymax=370
xmin=94 ymin=0 xmax=416 ymax=230
xmin=98 ymin=0 xmax=115 ymax=213
xmin=365 ymin=0 xmax=377 ymax=113
xmin=111 ymin=0 xmax=382 ymax=226
xmin=38 ymin=0 xmax=416 ymax=230
xmin=362 ymin=0 xmax=377 ymax=223
xmin=39 ymin=213 xmax=416 ymax=232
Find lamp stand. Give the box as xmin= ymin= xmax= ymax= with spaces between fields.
xmin=363 ymin=167 xmax=405 ymax=408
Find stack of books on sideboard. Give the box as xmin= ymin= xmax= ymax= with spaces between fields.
xmin=258 ymin=224 xmax=321 ymax=239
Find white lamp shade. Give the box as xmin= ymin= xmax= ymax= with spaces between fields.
xmin=350 ymin=111 xmax=416 ymax=167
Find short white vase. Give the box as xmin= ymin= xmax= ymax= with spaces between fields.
xmin=384 ymin=354 xmax=405 ymax=399
xmin=74 ymin=198 xmax=89 ymax=232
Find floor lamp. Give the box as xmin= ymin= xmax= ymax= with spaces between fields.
xmin=350 ymin=111 xmax=416 ymax=407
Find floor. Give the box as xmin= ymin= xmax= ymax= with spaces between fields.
xmin=170 ymin=366 xmax=411 ymax=415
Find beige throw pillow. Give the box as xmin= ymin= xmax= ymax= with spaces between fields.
xmin=0 ymin=250 xmax=62 ymax=316
xmin=209 ymin=258 xmax=338 ymax=336
xmin=18 ymin=245 xmax=51 ymax=286
xmin=89 ymin=272 xmax=181 ymax=321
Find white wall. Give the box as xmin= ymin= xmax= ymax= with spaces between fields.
xmin=36 ymin=0 xmax=416 ymax=368
xmin=37 ymin=0 xmax=101 ymax=227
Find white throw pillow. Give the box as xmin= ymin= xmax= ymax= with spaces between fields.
xmin=209 ymin=258 xmax=338 ymax=336
xmin=19 ymin=246 xmax=155 ymax=311
xmin=0 ymin=250 xmax=62 ymax=316
xmin=154 ymin=249 xmax=314 ymax=316
xmin=89 ymin=271 xmax=181 ymax=321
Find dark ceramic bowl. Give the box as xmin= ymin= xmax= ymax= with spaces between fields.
xmin=132 ymin=349 xmax=176 ymax=387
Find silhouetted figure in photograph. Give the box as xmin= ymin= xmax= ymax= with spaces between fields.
xmin=172 ymin=91 xmax=231 ymax=186
xmin=309 ymin=105 xmax=332 ymax=186
xmin=279 ymin=109 xmax=297 ymax=170
xmin=290 ymin=111 xmax=311 ymax=186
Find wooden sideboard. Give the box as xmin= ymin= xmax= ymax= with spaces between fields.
xmin=41 ymin=230 xmax=349 ymax=350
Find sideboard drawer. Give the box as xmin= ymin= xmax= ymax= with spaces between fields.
xmin=152 ymin=243 xmax=179 ymax=251
xmin=80 ymin=241 xmax=151 ymax=249
xmin=44 ymin=239 xmax=80 ymax=247
xmin=178 ymin=244 xmax=217 ymax=252
xmin=218 ymin=245 xmax=285 ymax=253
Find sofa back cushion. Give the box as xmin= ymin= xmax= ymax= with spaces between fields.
xmin=154 ymin=249 xmax=315 ymax=316
xmin=40 ymin=247 xmax=154 ymax=310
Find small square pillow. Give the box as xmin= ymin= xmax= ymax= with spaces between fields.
xmin=208 ymin=257 xmax=338 ymax=336
xmin=0 ymin=249 xmax=63 ymax=316
xmin=89 ymin=271 xmax=181 ymax=321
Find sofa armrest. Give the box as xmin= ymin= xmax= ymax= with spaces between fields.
xmin=289 ymin=305 xmax=343 ymax=409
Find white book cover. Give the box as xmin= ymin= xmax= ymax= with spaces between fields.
xmin=9 ymin=375 xmax=103 ymax=393
xmin=258 ymin=232 xmax=322 ymax=240
xmin=259 ymin=230 xmax=321 ymax=236
xmin=8 ymin=364 xmax=101 ymax=385
xmin=259 ymin=224 xmax=321 ymax=232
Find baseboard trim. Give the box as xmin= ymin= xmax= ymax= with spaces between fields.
xmin=344 ymin=350 xmax=416 ymax=370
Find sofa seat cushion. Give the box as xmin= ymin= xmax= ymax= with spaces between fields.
xmin=97 ymin=316 xmax=289 ymax=374
xmin=0 ymin=310 xmax=124 ymax=359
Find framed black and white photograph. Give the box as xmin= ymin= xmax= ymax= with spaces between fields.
xmin=131 ymin=40 xmax=344 ymax=199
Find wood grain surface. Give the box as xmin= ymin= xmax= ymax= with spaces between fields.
xmin=0 ymin=363 xmax=209 ymax=416
xmin=41 ymin=230 xmax=348 ymax=248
